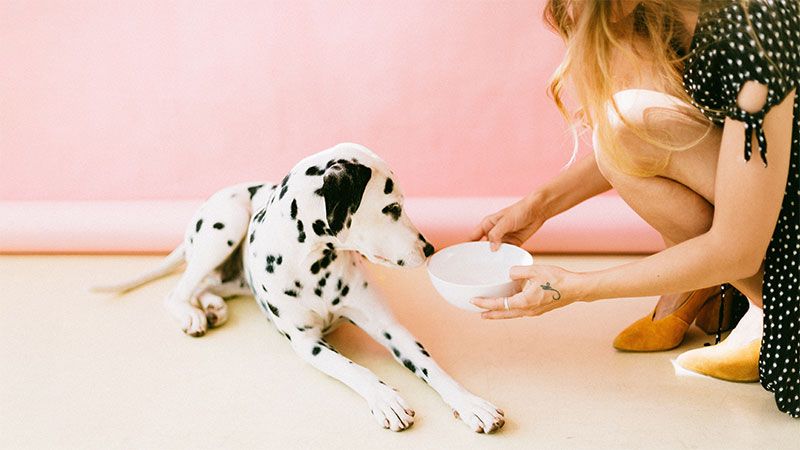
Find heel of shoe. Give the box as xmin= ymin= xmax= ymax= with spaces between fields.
xmin=695 ymin=289 xmax=747 ymax=335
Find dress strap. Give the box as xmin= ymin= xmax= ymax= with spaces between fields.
xmin=727 ymin=107 xmax=769 ymax=167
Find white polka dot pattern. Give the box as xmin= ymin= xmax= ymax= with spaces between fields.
xmin=684 ymin=0 xmax=799 ymax=418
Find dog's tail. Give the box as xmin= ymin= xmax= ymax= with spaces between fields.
xmin=90 ymin=243 xmax=186 ymax=294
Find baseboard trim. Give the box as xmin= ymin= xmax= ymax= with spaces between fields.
xmin=0 ymin=196 xmax=662 ymax=254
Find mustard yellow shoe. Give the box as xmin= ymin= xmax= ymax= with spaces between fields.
xmin=613 ymin=286 xmax=722 ymax=352
xmin=675 ymin=339 xmax=760 ymax=382
xmin=675 ymin=299 xmax=762 ymax=382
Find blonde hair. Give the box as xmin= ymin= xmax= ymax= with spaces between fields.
xmin=544 ymin=0 xmax=721 ymax=176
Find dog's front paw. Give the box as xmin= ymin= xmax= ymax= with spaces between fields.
xmin=450 ymin=393 xmax=505 ymax=434
xmin=367 ymin=383 xmax=415 ymax=432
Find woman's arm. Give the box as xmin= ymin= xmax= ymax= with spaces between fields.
xmin=470 ymin=150 xmax=612 ymax=248
xmin=474 ymin=87 xmax=795 ymax=317
xmin=536 ymin=150 xmax=613 ymax=219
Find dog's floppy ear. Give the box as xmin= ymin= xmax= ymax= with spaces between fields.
xmin=317 ymin=160 xmax=373 ymax=235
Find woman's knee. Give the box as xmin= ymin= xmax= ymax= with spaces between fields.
xmin=596 ymin=89 xmax=711 ymax=177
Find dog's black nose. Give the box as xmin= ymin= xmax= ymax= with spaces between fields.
xmin=423 ymin=242 xmax=435 ymax=257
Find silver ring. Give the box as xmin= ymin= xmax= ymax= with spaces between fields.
xmin=503 ymin=297 xmax=510 ymax=311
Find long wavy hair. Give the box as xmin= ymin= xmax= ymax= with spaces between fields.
xmin=544 ymin=0 xmax=722 ymax=176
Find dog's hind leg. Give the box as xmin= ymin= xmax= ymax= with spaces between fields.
xmin=166 ymin=189 xmax=251 ymax=337
xmin=195 ymin=276 xmax=254 ymax=327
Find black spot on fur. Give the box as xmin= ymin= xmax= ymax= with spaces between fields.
xmin=384 ymin=178 xmax=394 ymax=194
xmin=310 ymin=248 xmax=336 ymax=275
xmin=195 ymin=219 xmax=203 ymax=232
xmin=267 ymin=255 xmax=275 ymax=264
xmin=383 ymin=332 xmax=392 ymax=340
xmin=363 ymin=282 xmax=368 ymax=289
xmin=276 ymin=256 xmax=283 ymax=265
xmin=341 ymin=285 xmax=349 ymax=297
xmin=382 ymin=203 xmax=402 ymax=221
xmin=337 ymin=278 xmax=343 ymax=290
xmin=279 ymin=185 xmax=288 ymax=200
xmin=189 ymin=237 xmax=193 ymax=244
xmin=403 ymin=359 xmax=417 ymax=373
xmin=314 ymin=288 xmax=322 ymax=297
xmin=397 ymin=259 xmax=405 ymax=266
xmin=227 ymin=240 xmax=234 ymax=247
xmin=318 ymin=161 xmax=373 ymax=235
xmin=421 ymin=368 xmax=428 ymax=377
xmin=331 ymin=297 xmax=340 ymax=305
xmin=312 ymin=220 xmax=327 ymax=236
xmin=254 ymin=208 xmax=267 ymax=223
xmin=294 ymin=280 xmax=303 ymax=289
xmin=392 ymin=347 xmax=401 ymax=358
xmin=306 ymin=166 xmax=323 ymax=176
xmin=280 ymin=174 xmax=290 ymax=188
xmin=213 ymin=222 xmax=224 ymax=230
xmin=250 ymin=231 xmax=256 ymax=243
xmin=267 ymin=303 xmax=280 ymax=317
xmin=297 ymin=220 xmax=306 ymax=243
xmin=247 ymin=184 xmax=264 ymax=199
xmin=290 ymin=199 xmax=298 ymax=219
xmin=284 ymin=289 xmax=298 ymax=297
xmin=318 ymin=277 xmax=327 ymax=287
xmin=312 ymin=346 xmax=321 ymax=356
xmin=261 ymin=284 xmax=267 ymax=292
xmin=284 ymin=333 xmax=292 ymax=341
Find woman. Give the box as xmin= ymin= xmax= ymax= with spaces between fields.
xmin=471 ymin=0 xmax=798 ymax=417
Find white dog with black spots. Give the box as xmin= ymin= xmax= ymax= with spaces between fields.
xmin=95 ymin=143 xmax=505 ymax=433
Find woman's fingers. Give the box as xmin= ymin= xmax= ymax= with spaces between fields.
xmin=481 ymin=309 xmax=528 ymax=320
xmin=509 ymin=265 xmax=536 ymax=280
xmin=471 ymin=290 xmax=529 ymax=311
xmin=468 ymin=214 xmax=500 ymax=242
xmin=486 ymin=217 xmax=510 ymax=251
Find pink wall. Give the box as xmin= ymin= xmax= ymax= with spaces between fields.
xmin=0 ymin=0 xmax=580 ymax=201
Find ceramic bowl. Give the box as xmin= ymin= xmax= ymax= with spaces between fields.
xmin=427 ymin=241 xmax=533 ymax=312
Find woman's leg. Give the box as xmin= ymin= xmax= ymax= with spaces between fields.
xmin=594 ymin=89 xmax=763 ymax=312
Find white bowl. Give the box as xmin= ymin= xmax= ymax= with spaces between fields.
xmin=427 ymin=242 xmax=534 ymax=312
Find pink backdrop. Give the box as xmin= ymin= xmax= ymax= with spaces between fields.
xmin=0 ymin=0 xmax=578 ymax=201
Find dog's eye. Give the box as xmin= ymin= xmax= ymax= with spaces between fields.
xmin=382 ymin=203 xmax=402 ymax=221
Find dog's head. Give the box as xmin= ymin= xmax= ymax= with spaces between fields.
xmin=304 ymin=143 xmax=435 ymax=268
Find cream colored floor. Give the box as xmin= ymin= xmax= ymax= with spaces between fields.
xmin=1 ymin=255 xmax=797 ymax=450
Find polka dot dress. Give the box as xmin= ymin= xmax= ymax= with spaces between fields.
xmin=683 ymin=0 xmax=799 ymax=418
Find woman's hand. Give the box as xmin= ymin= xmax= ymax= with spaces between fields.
xmin=468 ymin=193 xmax=548 ymax=251
xmin=471 ymin=264 xmax=584 ymax=319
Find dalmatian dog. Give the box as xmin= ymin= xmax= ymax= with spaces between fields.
xmin=94 ymin=143 xmax=505 ymax=433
